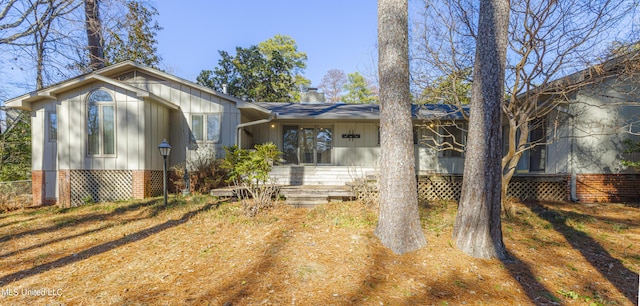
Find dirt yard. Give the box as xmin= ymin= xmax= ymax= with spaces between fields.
xmin=0 ymin=196 xmax=638 ymax=305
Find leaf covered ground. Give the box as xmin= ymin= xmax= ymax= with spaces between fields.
xmin=0 ymin=196 xmax=638 ymax=305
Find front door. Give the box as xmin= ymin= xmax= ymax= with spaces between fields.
xmin=282 ymin=125 xmax=332 ymax=165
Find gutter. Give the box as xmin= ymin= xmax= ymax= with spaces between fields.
xmin=235 ymin=113 xmax=277 ymax=148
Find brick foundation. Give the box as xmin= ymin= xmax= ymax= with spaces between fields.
xmin=576 ymin=174 xmax=640 ymax=203
xmin=58 ymin=170 xmax=71 ymax=207
xmin=31 ymin=170 xmax=45 ymax=207
xmin=132 ymin=170 xmax=152 ymax=199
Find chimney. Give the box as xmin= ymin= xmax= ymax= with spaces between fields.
xmin=300 ymin=87 xmax=325 ymax=103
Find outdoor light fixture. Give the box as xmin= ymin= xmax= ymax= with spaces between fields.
xmin=158 ymin=139 xmax=172 ymax=206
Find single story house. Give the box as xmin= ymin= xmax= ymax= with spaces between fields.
xmin=4 ymin=61 xmax=639 ymax=206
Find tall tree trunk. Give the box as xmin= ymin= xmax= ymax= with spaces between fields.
xmin=375 ymin=0 xmax=426 ymax=254
xmin=453 ymin=0 xmax=509 ymax=260
xmin=85 ymin=0 xmax=104 ymax=70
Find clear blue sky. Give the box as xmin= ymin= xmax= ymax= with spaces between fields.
xmin=154 ymin=1 xmax=379 ymax=87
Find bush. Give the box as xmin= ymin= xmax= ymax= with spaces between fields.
xmin=222 ymin=143 xmax=282 ymax=217
xmin=171 ymin=145 xmax=227 ymax=194
xmin=0 ymin=181 xmax=32 ymax=212
xmin=621 ymin=139 xmax=640 ymax=171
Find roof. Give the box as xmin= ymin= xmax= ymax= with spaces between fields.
xmin=3 ymin=61 xmax=271 ymax=117
xmin=255 ymin=102 xmax=467 ymax=120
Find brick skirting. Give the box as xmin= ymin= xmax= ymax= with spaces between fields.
xmin=575 ymin=174 xmax=640 ymax=203
xmin=31 ymin=170 xmax=44 ymax=207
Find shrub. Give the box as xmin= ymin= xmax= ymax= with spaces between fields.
xmin=222 ymin=143 xmax=282 ymax=217
xmin=171 ymin=145 xmax=227 ymax=194
xmin=621 ymin=138 xmax=640 ymax=171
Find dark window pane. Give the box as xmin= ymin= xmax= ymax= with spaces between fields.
xmin=282 ymin=126 xmax=299 ymax=164
xmin=207 ymin=114 xmax=220 ymax=142
xmin=103 ymin=106 xmax=115 ymax=155
xmin=49 ymin=113 xmax=57 ymax=141
xmin=88 ymin=104 xmax=100 ymax=155
xmin=88 ymin=90 xmax=113 ymax=103
xmin=192 ymin=115 xmax=203 ymax=141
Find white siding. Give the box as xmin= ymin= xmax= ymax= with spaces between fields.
xmin=55 ymin=82 xmax=148 ymax=170
xmin=30 ymin=102 xmax=45 ymax=171
xmin=124 ymin=71 xmax=241 ymax=167
xmin=248 ymin=120 xmax=464 ymax=173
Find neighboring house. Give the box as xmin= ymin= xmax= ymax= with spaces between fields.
xmin=5 ymin=61 xmax=639 ymax=206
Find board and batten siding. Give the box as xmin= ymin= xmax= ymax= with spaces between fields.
xmin=247 ymin=121 xmax=459 ymax=173
xmin=333 ymin=122 xmax=380 ymax=167
xmin=123 ymin=72 xmax=240 ymax=165
xmin=544 ymin=76 xmax=640 ymax=176
xmin=30 ymin=101 xmax=56 ymax=171
xmin=570 ymin=79 xmax=640 ymax=174
xmin=54 ymin=83 xmax=157 ymax=171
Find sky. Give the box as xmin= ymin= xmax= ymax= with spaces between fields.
xmin=154 ymin=1 xmax=379 ymax=88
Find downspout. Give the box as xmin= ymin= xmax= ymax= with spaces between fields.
xmin=235 ymin=113 xmax=276 ymax=148
xmin=558 ymin=105 xmax=578 ymax=201
xmin=569 ymin=109 xmax=578 ymax=202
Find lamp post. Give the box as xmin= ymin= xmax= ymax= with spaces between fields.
xmin=158 ymin=139 xmax=172 ymax=206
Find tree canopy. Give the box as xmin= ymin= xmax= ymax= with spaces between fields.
xmin=0 ymin=111 xmax=31 ymax=181
xmin=342 ymin=72 xmax=378 ymax=104
xmin=104 ymin=0 xmax=162 ymax=68
xmin=197 ymin=35 xmax=310 ymax=102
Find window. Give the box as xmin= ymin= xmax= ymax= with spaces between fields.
xmin=48 ymin=112 xmax=57 ymax=142
xmin=502 ymin=118 xmax=547 ymax=172
xmin=192 ymin=113 xmax=221 ymax=143
xmin=87 ymin=89 xmax=115 ymax=155
xmin=529 ymin=118 xmax=547 ymax=172
xmin=438 ymin=123 xmax=466 ymax=157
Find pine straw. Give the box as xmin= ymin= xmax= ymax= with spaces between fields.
xmin=0 ymin=196 xmax=638 ymax=305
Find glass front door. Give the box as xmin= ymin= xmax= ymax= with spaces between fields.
xmin=282 ymin=125 xmax=332 ymax=165
xmin=316 ymin=127 xmax=332 ymax=164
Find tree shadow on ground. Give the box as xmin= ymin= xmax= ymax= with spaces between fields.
xmin=0 ymin=201 xmax=217 ymax=286
xmin=501 ymin=251 xmax=562 ymax=305
xmin=0 ymin=216 xmax=39 ymax=229
xmin=0 ymin=198 xmax=164 ymax=244
xmin=0 ymin=198 xmax=211 ymax=260
xmin=525 ymin=200 xmax=639 ymax=304
xmin=348 ymin=240 xmax=391 ymax=305
xmin=0 ymin=223 xmax=115 ymax=259
xmin=345 ymin=237 xmax=560 ymax=305
xmin=190 ymin=210 xmax=303 ymax=305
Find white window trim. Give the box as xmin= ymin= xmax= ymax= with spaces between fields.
xmin=47 ymin=111 xmax=57 ymax=142
xmin=86 ymin=89 xmax=117 ymax=157
xmin=191 ymin=113 xmax=222 ymax=143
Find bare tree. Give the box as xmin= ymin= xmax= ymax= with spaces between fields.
xmin=318 ymin=69 xmax=346 ymax=103
xmin=452 ymin=0 xmax=510 ymax=260
xmin=0 ymin=0 xmax=55 ymax=44
xmin=22 ymin=0 xmax=80 ymax=89
xmin=412 ymin=0 xmax=636 ymax=210
xmin=376 ymin=0 xmax=426 ymax=254
xmin=84 ymin=0 xmax=103 ymax=70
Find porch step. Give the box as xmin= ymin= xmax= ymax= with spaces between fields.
xmin=279 ymin=185 xmax=356 ymax=208
xmin=269 ymin=166 xmax=376 ymax=186
xmin=210 ymin=186 xmax=236 ymax=197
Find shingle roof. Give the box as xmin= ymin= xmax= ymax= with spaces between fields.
xmin=254 ymin=102 xmax=467 ymax=120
